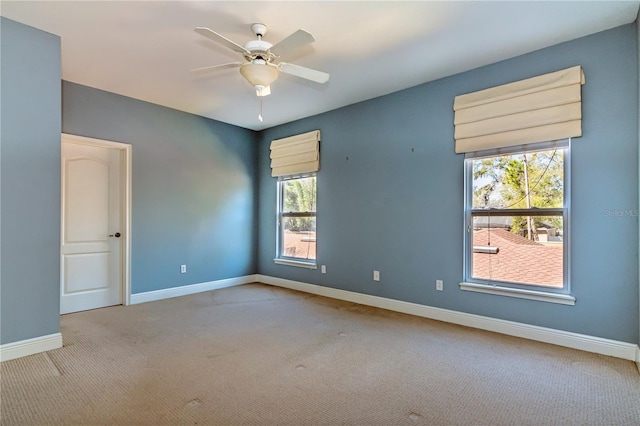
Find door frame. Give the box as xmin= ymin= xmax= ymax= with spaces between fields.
xmin=61 ymin=133 xmax=132 ymax=307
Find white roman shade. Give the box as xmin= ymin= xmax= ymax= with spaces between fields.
xmin=453 ymin=66 xmax=585 ymax=153
xmin=270 ymin=130 xmax=320 ymax=177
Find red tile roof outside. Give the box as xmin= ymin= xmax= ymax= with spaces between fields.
xmin=281 ymin=228 xmax=563 ymax=288
xmin=472 ymin=228 xmax=563 ymax=288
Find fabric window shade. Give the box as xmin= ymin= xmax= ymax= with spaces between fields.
xmin=453 ymin=66 xmax=585 ymax=153
xmin=270 ymin=130 xmax=320 ymax=177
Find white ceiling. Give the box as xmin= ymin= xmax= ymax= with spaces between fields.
xmin=2 ymin=1 xmax=638 ymax=131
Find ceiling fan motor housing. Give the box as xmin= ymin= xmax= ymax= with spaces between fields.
xmin=243 ymin=40 xmax=274 ymax=62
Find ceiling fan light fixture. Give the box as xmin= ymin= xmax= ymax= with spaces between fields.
xmin=240 ymin=60 xmax=279 ymax=90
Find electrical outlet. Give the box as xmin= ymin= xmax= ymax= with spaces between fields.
xmin=321 ymin=265 xmax=326 ymax=274
xmin=373 ymin=270 xmax=380 ymax=281
xmin=181 ymin=264 xmax=187 ymax=274
xmin=436 ymin=279 xmax=443 ymax=291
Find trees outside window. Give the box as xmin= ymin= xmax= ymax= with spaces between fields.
xmin=465 ymin=144 xmax=568 ymax=290
xmin=277 ymin=174 xmax=316 ymax=262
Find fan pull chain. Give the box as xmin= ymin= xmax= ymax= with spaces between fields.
xmin=258 ymin=96 xmax=263 ymax=122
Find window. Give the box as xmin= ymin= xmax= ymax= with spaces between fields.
xmin=275 ymin=174 xmax=317 ymax=268
xmin=462 ymin=141 xmax=571 ymax=302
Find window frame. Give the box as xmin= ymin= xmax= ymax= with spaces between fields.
xmin=461 ymin=139 xmax=574 ymax=304
xmin=274 ymin=173 xmax=317 ymax=269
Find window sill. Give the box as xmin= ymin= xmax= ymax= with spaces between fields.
xmin=459 ymin=282 xmax=575 ymax=305
xmin=274 ymin=258 xmax=317 ymax=270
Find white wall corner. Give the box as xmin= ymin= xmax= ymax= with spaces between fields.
xmin=129 ymin=274 xmax=258 ymax=305
xmin=0 ymin=333 xmax=63 ymax=362
xmin=636 ymin=345 xmax=640 ymax=373
xmin=256 ymin=275 xmax=638 ymax=362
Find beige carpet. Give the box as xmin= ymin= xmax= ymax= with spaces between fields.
xmin=1 ymin=283 xmax=639 ymax=425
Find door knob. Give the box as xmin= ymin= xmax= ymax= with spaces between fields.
xmin=109 ymin=232 xmax=121 ymax=238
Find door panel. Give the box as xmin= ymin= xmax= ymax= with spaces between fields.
xmin=64 ymin=253 xmax=110 ymax=293
xmin=65 ymin=158 xmax=109 ymax=242
xmin=61 ymin=141 xmax=122 ymax=314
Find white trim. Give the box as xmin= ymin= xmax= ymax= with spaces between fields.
xmin=274 ymin=258 xmax=318 ymax=269
xmin=123 ymin=142 xmax=132 ymax=306
xmin=130 ymin=275 xmax=258 ymax=305
xmin=61 ymin=133 xmax=132 ymax=308
xmin=62 ymin=133 xmax=131 ymax=150
xmin=0 ymin=333 xmax=62 ymax=362
xmin=459 ymin=282 xmax=576 ymax=305
xmin=256 ymin=275 xmax=637 ymax=361
xmin=636 ymin=346 xmax=640 ymax=373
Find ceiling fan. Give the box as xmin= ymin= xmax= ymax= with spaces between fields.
xmin=193 ymin=23 xmax=330 ymax=98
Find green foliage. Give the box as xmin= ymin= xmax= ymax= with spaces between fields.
xmin=283 ymin=176 xmax=316 ymax=232
xmin=472 ymin=149 xmax=564 ymax=237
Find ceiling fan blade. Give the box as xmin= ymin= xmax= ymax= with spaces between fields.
xmin=191 ymin=62 xmax=242 ymax=73
xmin=279 ymin=62 xmax=330 ymax=84
xmin=195 ymin=27 xmax=249 ymax=55
xmin=269 ymin=29 xmax=315 ymax=57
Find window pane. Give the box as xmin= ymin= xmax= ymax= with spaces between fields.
xmin=283 ymin=176 xmax=316 ymax=213
xmin=471 ymin=215 xmax=563 ymax=288
xmin=282 ymin=217 xmax=316 ymax=260
xmin=472 ymin=149 xmax=563 ymax=209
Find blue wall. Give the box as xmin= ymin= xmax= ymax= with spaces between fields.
xmin=2 ymin=17 xmax=638 ymax=349
xmin=636 ymin=16 xmax=640 ymax=354
xmin=1 ymin=18 xmax=62 ymax=344
xmin=62 ymin=82 xmax=258 ymax=294
xmin=258 ymin=24 xmax=640 ymax=344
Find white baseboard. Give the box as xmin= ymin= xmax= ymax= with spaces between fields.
xmin=256 ymin=275 xmax=639 ymax=362
xmin=0 ymin=333 xmax=63 ymax=362
xmin=130 ymin=274 xmax=258 ymax=305
xmin=636 ymin=346 xmax=640 ymax=372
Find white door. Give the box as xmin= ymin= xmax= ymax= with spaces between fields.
xmin=61 ymin=140 xmax=123 ymax=314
